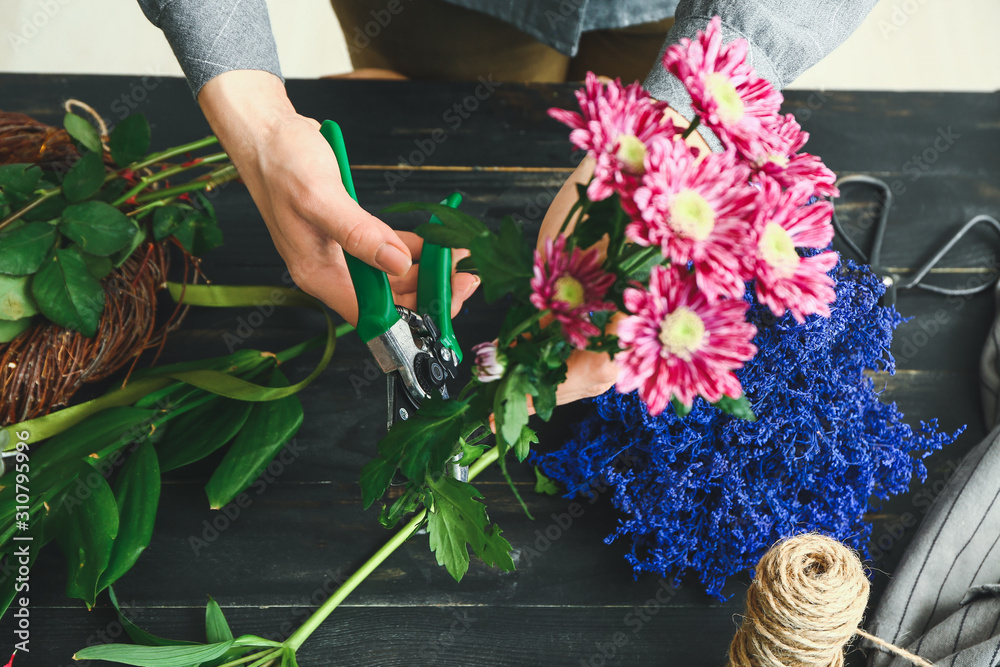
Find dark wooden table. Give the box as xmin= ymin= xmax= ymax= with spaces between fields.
xmin=2 ymin=74 xmax=998 ymax=666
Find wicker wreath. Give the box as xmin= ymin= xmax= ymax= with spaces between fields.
xmin=0 ymin=107 xmax=196 ymax=425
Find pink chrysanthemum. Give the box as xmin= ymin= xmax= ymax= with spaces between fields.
xmin=751 ymin=180 xmax=838 ymax=323
xmin=548 ymin=72 xmax=678 ymax=202
xmin=530 ymin=236 xmax=617 ymax=349
xmin=662 ymin=16 xmax=783 ymax=157
xmin=616 ymin=265 xmax=757 ymax=414
xmin=630 ymin=137 xmax=757 ymax=300
xmin=751 ymin=114 xmax=839 ymax=198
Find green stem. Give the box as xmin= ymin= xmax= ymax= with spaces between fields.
xmin=112 ymin=152 xmax=230 ymax=207
xmin=283 ymin=446 xmax=501 ymax=652
xmin=680 ymin=115 xmax=702 ymax=140
xmin=618 ymin=245 xmax=663 ymax=277
xmin=0 ymin=189 xmax=59 ymax=232
xmin=132 ymin=165 xmax=239 ymax=204
xmin=500 ymin=309 xmax=549 ymax=348
xmin=124 ymin=135 xmax=221 ymax=174
xmin=216 ymin=649 xmax=276 ymax=667
xmin=246 ymin=649 xmax=284 ymax=667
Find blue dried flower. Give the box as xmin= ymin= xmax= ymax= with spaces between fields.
xmin=534 ymin=260 xmax=961 ymax=599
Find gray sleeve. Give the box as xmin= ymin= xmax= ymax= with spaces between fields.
xmin=137 ymin=0 xmax=283 ymax=97
xmin=643 ymin=0 xmax=879 ymax=151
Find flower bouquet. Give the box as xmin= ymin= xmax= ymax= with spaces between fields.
xmin=71 ymin=16 xmax=958 ymax=666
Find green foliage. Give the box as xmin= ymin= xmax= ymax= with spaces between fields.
xmin=62 ymin=151 xmax=106 ymax=202
xmin=425 ymin=474 xmax=514 ymax=581
xmin=31 ymin=246 xmax=105 ymax=337
xmin=205 ymin=369 xmax=305 ymax=509
xmin=0 ymin=221 xmax=58 ymax=275
xmin=64 ymin=112 xmax=103 ymax=154
xmin=48 ymin=460 xmax=120 ymax=608
xmin=0 ymin=274 xmax=38 ymax=320
xmin=712 ymin=394 xmax=757 ymax=421
xmin=109 ymin=114 xmax=151 ymax=167
xmin=97 ymin=442 xmax=161 ymax=593
xmin=0 ymin=112 xmax=232 ymax=341
xmin=60 ymin=200 xmax=138 ymax=255
xmin=533 ymin=467 xmax=560 ymax=495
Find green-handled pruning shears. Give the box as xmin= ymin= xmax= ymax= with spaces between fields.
xmin=319 ymin=120 xmax=467 ymax=479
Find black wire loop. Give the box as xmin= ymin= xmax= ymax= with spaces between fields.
xmin=831 ymin=174 xmax=1000 ymax=302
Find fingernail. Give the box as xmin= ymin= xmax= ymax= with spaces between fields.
xmin=465 ymin=275 xmax=481 ymax=296
xmin=375 ymin=243 xmax=411 ymax=276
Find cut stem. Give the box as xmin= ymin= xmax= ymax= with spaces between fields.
xmin=283 ymin=446 xmax=501 ymax=652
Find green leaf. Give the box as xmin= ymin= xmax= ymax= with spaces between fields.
xmin=31 ymin=246 xmax=105 ymax=337
xmin=0 ymin=316 xmax=32 ymax=343
xmin=479 ymin=524 xmax=515 ymax=571
xmin=493 ymin=366 xmax=534 ymax=449
xmin=0 ymin=220 xmax=57 ymax=275
xmin=456 ymin=437 xmax=486 ymax=468
xmin=383 ymin=201 xmax=489 ymax=249
xmin=205 ymin=369 xmax=304 ymax=509
xmin=532 ymin=383 xmax=557 ymax=422
xmin=378 ymin=486 xmax=421 ymax=528
xmin=61 ymin=200 xmax=138 ymax=256
xmin=64 ymin=112 xmax=102 ymax=153
xmin=109 ymin=115 xmax=150 ymax=167
xmin=156 ymin=396 xmax=254 ymax=472
xmin=81 ymin=251 xmax=113 ymax=280
xmin=0 ymin=163 xmax=42 ymax=200
xmin=62 ymin=151 xmax=106 ymax=202
xmin=152 ymin=205 xmax=184 ymax=240
xmin=713 ymin=394 xmax=757 ymax=421
xmin=205 ymin=595 xmax=234 ymax=643
xmin=22 ymin=193 xmax=67 ymax=221
xmin=111 ymin=224 xmax=146 ymax=268
xmin=172 ymin=208 xmax=223 ymax=255
xmin=376 ymin=396 xmax=467 ymax=482
xmin=97 ymin=441 xmax=160 ymax=593
xmin=109 ymin=587 xmax=198 ymax=647
xmin=533 ymin=467 xmax=560 ymax=496
xmin=0 ymin=274 xmax=38 ymax=320
xmin=25 ymin=406 xmax=155 ymax=486
xmin=513 ymin=424 xmax=538 ymax=462
xmin=574 ymin=192 xmax=629 ymax=254
xmin=48 ymin=461 xmax=119 ymax=608
xmin=73 ymin=639 xmax=238 ymax=666
xmin=426 ymin=475 xmax=512 ymax=581
xmin=359 ymin=456 xmax=396 ymax=510
xmin=469 ymin=216 xmax=534 ymax=302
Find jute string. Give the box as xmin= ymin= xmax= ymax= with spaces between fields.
xmin=728 ymin=533 xmax=935 ymax=667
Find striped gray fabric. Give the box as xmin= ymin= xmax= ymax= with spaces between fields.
xmin=866 ymin=283 xmax=1000 ymax=667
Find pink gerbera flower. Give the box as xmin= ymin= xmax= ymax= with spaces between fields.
xmin=616 ymin=265 xmax=757 ymax=414
xmin=530 ymin=236 xmax=617 ymax=348
xmin=751 ymin=180 xmax=838 ymax=323
xmin=662 ymin=16 xmax=783 ymax=157
xmin=630 ymin=137 xmax=757 ymax=300
xmin=752 ymin=114 xmax=839 ymax=198
xmin=548 ymin=72 xmax=678 ymax=202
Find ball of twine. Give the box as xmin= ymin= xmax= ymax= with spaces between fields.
xmin=728 ymin=533 xmax=935 ymax=667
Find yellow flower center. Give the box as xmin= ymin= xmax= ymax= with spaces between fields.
xmin=554 ymin=276 xmax=586 ymax=308
xmin=705 ymin=72 xmax=745 ymax=125
xmin=615 ymin=134 xmax=647 ymax=174
xmin=668 ymin=189 xmax=716 ymax=241
xmin=764 ymin=153 xmax=790 ymax=168
xmin=658 ymin=307 xmax=706 ymax=361
xmin=758 ymin=222 xmax=801 ymax=277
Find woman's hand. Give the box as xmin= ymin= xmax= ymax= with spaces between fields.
xmin=197 ymin=70 xmax=480 ymax=325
